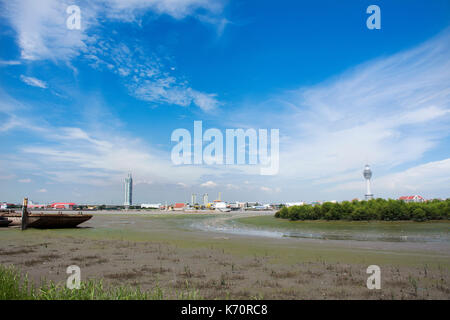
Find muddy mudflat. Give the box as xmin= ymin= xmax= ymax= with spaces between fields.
xmin=0 ymin=211 xmax=449 ymax=299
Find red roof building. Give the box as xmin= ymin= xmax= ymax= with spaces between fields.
xmin=0 ymin=203 xmax=14 ymax=209
xmin=173 ymin=203 xmax=185 ymax=211
xmin=399 ymin=195 xmax=425 ymax=203
xmin=50 ymin=202 xmax=76 ymax=209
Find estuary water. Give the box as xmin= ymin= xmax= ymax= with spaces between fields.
xmin=191 ymin=211 xmax=450 ymax=243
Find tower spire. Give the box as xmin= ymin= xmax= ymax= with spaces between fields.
xmin=124 ymin=172 xmax=133 ymax=207
xmin=363 ymin=164 xmax=374 ymax=200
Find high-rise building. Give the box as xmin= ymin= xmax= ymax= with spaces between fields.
xmin=191 ymin=193 xmax=197 ymax=205
xmin=203 ymin=193 xmax=208 ymax=206
xmin=124 ymin=172 xmax=133 ymax=207
xmin=363 ymin=164 xmax=373 ymax=200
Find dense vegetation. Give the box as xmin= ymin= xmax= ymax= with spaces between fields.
xmin=0 ymin=265 xmax=199 ymax=300
xmin=275 ymin=199 xmax=450 ymax=222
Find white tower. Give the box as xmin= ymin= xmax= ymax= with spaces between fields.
xmin=363 ymin=164 xmax=373 ymax=200
xmin=191 ymin=193 xmax=197 ymax=205
xmin=124 ymin=172 xmax=133 ymax=207
xmin=203 ymin=193 xmax=208 ymax=206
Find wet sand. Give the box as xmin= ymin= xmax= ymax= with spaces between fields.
xmin=0 ymin=211 xmax=449 ymax=299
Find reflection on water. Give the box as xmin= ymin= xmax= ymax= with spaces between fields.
xmin=282 ymin=231 xmax=446 ymax=242
xmin=193 ymin=217 xmax=450 ymax=243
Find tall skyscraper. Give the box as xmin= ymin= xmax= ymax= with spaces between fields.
xmin=124 ymin=172 xmax=133 ymax=207
xmin=191 ymin=193 xmax=197 ymax=205
xmin=363 ymin=164 xmax=374 ymax=200
xmin=203 ymin=193 xmax=208 ymax=206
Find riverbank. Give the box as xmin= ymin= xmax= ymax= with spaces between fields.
xmin=0 ymin=213 xmax=448 ymax=299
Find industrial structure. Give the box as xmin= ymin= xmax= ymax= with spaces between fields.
xmin=124 ymin=172 xmax=133 ymax=207
xmin=363 ymin=164 xmax=374 ymax=200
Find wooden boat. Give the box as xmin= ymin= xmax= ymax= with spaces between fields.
xmin=0 ymin=217 xmax=11 ymax=227
xmin=0 ymin=198 xmax=93 ymax=229
xmin=1 ymin=212 xmax=92 ymax=229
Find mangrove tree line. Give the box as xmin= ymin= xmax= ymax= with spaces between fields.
xmin=274 ymin=199 xmax=450 ymax=222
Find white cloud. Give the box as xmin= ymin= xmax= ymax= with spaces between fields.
xmin=327 ymin=158 xmax=450 ymax=199
xmin=0 ymin=115 xmax=21 ymax=132
xmin=18 ymin=179 xmax=32 ymax=183
xmin=88 ymin=41 xmax=220 ymax=111
xmin=1 ymin=0 xmax=89 ymax=61
xmin=0 ymin=91 xmax=242 ymax=193
xmin=1 ymin=0 xmax=223 ymax=111
xmin=177 ymin=182 xmax=188 ymax=188
xmin=274 ymin=31 xmax=450 ymax=185
xmin=20 ymin=75 xmax=48 ymax=88
xmin=201 ymin=180 xmax=217 ymax=188
xmin=226 ymin=183 xmax=240 ymax=190
xmin=99 ymin=0 xmax=224 ymax=20
xmin=259 ymin=186 xmax=281 ymax=193
xmin=13 ymin=122 xmax=233 ymax=187
xmin=0 ymin=60 xmax=21 ymax=66
xmin=1 ymin=0 xmax=224 ymax=61
xmin=37 ymin=188 xmax=47 ymax=193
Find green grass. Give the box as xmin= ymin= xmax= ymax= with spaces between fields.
xmin=0 ymin=265 xmax=200 ymax=300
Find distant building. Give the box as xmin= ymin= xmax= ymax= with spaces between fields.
xmin=214 ymin=201 xmax=231 ymax=212
xmin=246 ymin=202 xmax=259 ymax=208
xmin=0 ymin=202 xmax=13 ymax=210
xmin=50 ymin=203 xmax=76 ymax=210
xmin=286 ymin=202 xmax=305 ymax=207
xmin=141 ymin=203 xmax=161 ymax=209
xmin=124 ymin=172 xmax=133 ymax=207
xmin=203 ymin=193 xmax=209 ymax=206
xmin=230 ymin=202 xmax=245 ymax=209
xmin=399 ymin=195 xmax=425 ymax=203
xmin=174 ymin=203 xmax=185 ymax=211
xmin=28 ymin=204 xmax=46 ymax=209
xmin=252 ymin=204 xmax=271 ymax=210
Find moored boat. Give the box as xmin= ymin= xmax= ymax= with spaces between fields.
xmin=0 ymin=217 xmax=11 ymax=227
xmin=1 ymin=212 xmax=92 ymax=229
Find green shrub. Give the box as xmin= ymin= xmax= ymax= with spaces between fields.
xmin=274 ymin=199 xmax=449 ymax=222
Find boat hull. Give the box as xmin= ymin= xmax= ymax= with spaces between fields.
xmin=0 ymin=219 xmax=11 ymax=227
xmin=1 ymin=213 xmax=92 ymax=229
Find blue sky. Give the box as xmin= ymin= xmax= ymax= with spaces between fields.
xmin=0 ymin=0 xmax=449 ymax=204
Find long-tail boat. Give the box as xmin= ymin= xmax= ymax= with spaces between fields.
xmin=0 ymin=198 xmax=92 ymax=229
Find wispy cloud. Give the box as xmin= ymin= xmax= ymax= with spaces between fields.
xmin=1 ymin=0 xmax=225 ymax=61
xmin=273 ymin=30 xmax=450 ymax=186
xmin=86 ymin=41 xmax=220 ymax=111
xmin=20 ymin=75 xmax=48 ymax=88
xmin=1 ymin=0 xmax=89 ymax=61
xmin=200 ymin=180 xmax=217 ymax=188
xmin=326 ymin=158 xmax=450 ymax=198
xmin=98 ymin=0 xmax=225 ymax=21
xmin=1 ymin=0 xmax=224 ymax=111
xmin=0 ymin=60 xmax=21 ymax=66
